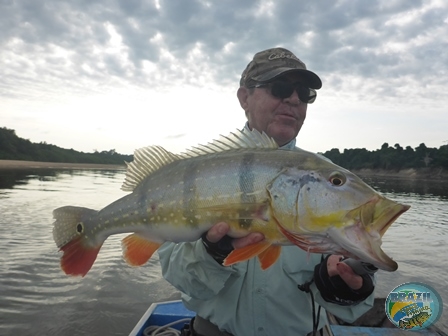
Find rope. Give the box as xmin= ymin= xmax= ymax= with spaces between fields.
xmin=142 ymin=318 xmax=192 ymax=336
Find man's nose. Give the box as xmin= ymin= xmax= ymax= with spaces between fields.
xmin=283 ymin=89 xmax=301 ymax=105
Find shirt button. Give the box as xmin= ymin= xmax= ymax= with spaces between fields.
xmin=256 ymin=288 xmax=263 ymax=294
xmin=258 ymin=327 xmax=264 ymax=331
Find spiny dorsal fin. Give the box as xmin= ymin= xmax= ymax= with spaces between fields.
xmin=180 ymin=128 xmax=278 ymax=158
xmin=121 ymin=146 xmax=179 ymax=191
xmin=121 ymin=129 xmax=278 ymax=191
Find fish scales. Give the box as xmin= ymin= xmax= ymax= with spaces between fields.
xmin=52 ymin=129 xmax=410 ymax=277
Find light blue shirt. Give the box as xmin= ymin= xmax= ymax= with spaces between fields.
xmin=157 ymin=131 xmax=375 ymax=336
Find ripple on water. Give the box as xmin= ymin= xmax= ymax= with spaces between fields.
xmin=1 ymin=171 xmax=447 ymax=334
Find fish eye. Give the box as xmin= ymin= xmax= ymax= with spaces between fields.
xmin=329 ymin=172 xmax=346 ymax=186
xmin=76 ymin=222 xmax=84 ymax=234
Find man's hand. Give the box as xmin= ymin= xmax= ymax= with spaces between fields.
xmin=206 ymin=222 xmax=265 ymax=249
xmin=327 ymin=255 xmax=363 ymax=290
xmin=314 ymin=255 xmax=374 ymax=305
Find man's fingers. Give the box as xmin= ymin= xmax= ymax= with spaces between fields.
xmin=206 ymin=222 xmax=265 ymax=248
xmin=327 ymin=255 xmax=363 ymax=290
xmin=206 ymin=222 xmax=230 ymax=243
xmin=232 ymin=232 xmax=265 ymax=249
xmin=336 ymin=262 xmax=363 ymax=290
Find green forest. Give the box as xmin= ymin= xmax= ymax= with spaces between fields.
xmin=1 ymin=127 xmax=447 ymax=170
xmin=0 ymin=127 xmax=132 ymax=164
xmin=322 ymin=142 xmax=448 ymax=171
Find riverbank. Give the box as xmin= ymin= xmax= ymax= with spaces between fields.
xmin=1 ymin=160 xmax=447 ymax=181
xmin=353 ymin=168 xmax=448 ymax=181
xmin=0 ymin=160 xmax=126 ymax=170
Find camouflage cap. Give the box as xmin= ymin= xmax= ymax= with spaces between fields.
xmin=240 ymin=47 xmax=322 ymax=89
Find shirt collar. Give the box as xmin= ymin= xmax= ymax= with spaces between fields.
xmin=243 ymin=122 xmax=297 ymax=149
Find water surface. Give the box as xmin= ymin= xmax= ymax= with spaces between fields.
xmin=0 ymin=170 xmax=446 ymax=335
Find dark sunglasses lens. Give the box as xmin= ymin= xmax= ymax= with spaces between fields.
xmin=270 ymin=82 xmax=294 ymax=99
xmin=269 ymin=82 xmax=315 ymax=104
xmin=296 ymin=86 xmax=310 ymax=103
xmin=308 ymin=89 xmax=316 ymax=104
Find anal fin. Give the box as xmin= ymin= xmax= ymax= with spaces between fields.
xmin=122 ymin=234 xmax=161 ymax=266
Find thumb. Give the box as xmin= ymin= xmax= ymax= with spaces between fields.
xmin=336 ymin=261 xmax=363 ymax=290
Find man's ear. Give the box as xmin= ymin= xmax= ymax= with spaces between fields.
xmin=237 ymin=87 xmax=249 ymax=110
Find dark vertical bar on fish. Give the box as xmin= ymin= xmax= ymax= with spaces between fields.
xmin=239 ymin=153 xmax=256 ymax=229
xmin=183 ymin=161 xmax=199 ymax=227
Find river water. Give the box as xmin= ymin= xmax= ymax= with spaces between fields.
xmin=0 ymin=169 xmax=447 ymax=335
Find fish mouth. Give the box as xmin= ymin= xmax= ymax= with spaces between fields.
xmin=330 ymin=196 xmax=410 ymax=271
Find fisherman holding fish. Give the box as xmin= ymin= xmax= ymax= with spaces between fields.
xmin=157 ymin=48 xmax=384 ymax=336
xmin=53 ymin=48 xmax=409 ymax=336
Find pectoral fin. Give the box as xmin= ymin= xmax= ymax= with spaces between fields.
xmin=223 ymin=241 xmax=281 ymax=269
xmin=121 ymin=234 xmax=162 ymax=266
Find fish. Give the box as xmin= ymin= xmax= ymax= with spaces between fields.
xmin=398 ymin=311 xmax=431 ymax=329
xmin=52 ymin=129 xmax=410 ymax=277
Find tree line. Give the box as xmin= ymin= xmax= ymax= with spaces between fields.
xmin=0 ymin=127 xmax=132 ymax=164
xmin=1 ymin=127 xmax=447 ymax=170
xmin=322 ymin=142 xmax=448 ymax=171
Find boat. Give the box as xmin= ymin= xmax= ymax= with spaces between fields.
xmin=129 ymin=299 xmax=447 ymax=336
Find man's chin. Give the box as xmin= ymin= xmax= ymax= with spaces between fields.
xmin=268 ymin=123 xmax=300 ymax=146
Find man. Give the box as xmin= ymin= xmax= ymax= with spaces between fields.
xmin=158 ymin=47 xmax=375 ymax=336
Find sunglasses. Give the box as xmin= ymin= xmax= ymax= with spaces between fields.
xmin=250 ymin=81 xmax=317 ymax=104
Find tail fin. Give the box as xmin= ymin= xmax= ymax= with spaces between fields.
xmin=53 ymin=206 xmax=101 ymax=277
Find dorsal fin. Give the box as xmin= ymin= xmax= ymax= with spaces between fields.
xmin=180 ymin=128 xmax=278 ymax=158
xmin=121 ymin=146 xmax=179 ymax=191
xmin=121 ymin=129 xmax=278 ymax=191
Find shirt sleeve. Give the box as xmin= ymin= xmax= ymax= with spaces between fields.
xmin=157 ymin=240 xmax=238 ymax=300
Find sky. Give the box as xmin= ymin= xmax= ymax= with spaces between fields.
xmin=1 ymin=0 xmax=447 ymax=156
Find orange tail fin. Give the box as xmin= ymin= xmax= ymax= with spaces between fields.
xmin=59 ymin=237 xmax=102 ymax=277
xmin=223 ymin=241 xmax=271 ymax=267
xmin=122 ymin=234 xmax=161 ymax=266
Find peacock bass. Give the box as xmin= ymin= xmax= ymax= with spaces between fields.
xmin=52 ymin=129 xmax=409 ymax=277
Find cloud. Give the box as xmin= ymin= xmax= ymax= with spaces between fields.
xmin=1 ymin=0 xmax=447 ymax=154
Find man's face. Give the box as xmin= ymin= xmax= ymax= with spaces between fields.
xmin=238 ymin=73 xmax=308 ymax=146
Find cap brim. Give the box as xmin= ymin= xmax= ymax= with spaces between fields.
xmin=252 ymin=68 xmax=322 ymax=89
